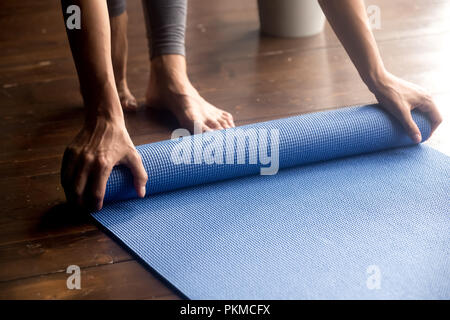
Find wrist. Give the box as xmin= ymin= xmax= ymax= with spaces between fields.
xmin=83 ymin=111 xmax=126 ymax=135
xmin=363 ymin=66 xmax=390 ymax=94
xmin=82 ymin=80 xmax=125 ymax=124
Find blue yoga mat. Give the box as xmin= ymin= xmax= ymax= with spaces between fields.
xmin=92 ymin=104 xmax=450 ymax=299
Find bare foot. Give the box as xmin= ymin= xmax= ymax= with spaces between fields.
xmin=116 ymin=79 xmax=138 ymax=112
xmin=146 ymin=55 xmax=235 ymax=132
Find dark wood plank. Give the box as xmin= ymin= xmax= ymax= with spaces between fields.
xmin=0 ymin=260 xmax=175 ymax=300
xmin=0 ymin=229 xmax=131 ymax=282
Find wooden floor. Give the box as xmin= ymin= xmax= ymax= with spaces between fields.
xmin=0 ymin=0 xmax=448 ymax=299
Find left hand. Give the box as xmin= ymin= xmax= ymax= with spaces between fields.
xmin=370 ymin=72 xmax=442 ymax=143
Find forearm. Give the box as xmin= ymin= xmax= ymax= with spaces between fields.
xmin=318 ymin=0 xmax=386 ymax=91
xmin=61 ymin=0 xmax=123 ymax=122
xmin=319 ymin=0 xmax=441 ymax=140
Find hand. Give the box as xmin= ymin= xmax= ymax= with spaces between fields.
xmin=370 ymin=72 xmax=442 ymax=143
xmin=61 ymin=116 xmax=148 ymax=211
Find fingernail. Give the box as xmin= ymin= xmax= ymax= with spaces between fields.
xmin=139 ymin=186 xmax=146 ymax=198
xmin=414 ymin=133 xmax=422 ymax=143
xmin=96 ymin=202 xmax=103 ymax=212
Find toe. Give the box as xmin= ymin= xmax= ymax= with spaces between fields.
xmin=128 ymin=98 xmax=139 ymax=111
xmin=205 ymin=119 xmax=223 ymax=130
xmin=202 ymin=125 xmax=213 ymax=132
xmin=218 ymin=117 xmax=230 ymax=129
xmin=222 ymin=112 xmax=235 ymax=127
xmin=122 ymin=98 xmax=138 ymax=112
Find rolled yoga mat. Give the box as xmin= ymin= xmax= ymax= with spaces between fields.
xmin=92 ymin=104 xmax=450 ymax=299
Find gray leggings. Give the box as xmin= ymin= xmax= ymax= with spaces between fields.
xmin=107 ymin=0 xmax=186 ymax=58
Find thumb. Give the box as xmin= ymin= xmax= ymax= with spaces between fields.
xmin=397 ymin=107 xmax=422 ymax=143
xmin=122 ymin=151 xmax=148 ymax=198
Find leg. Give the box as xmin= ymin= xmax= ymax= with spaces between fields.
xmin=142 ymin=0 xmax=235 ymax=131
xmin=108 ymin=0 xmax=138 ymax=111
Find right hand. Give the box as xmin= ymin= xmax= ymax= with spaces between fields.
xmin=61 ymin=116 xmax=148 ymax=211
xmin=371 ymin=72 xmax=442 ymax=143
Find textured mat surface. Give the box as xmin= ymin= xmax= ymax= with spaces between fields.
xmin=92 ymin=104 xmax=450 ymax=299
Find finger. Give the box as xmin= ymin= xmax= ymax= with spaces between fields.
xmin=87 ymin=158 xmax=113 ymax=211
xmin=73 ymin=154 xmax=94 ymax=207
xmin=121 ymin=151 xmax=148 ymax=198
xmin=62 ymin=153 xmax=85 ymax=206
xmin=397 ymin=107 xmax=422 ymax=143
xmin=61 ymin=147 xmax=77 ymax=192
xmin=416 ymin=99 xmax=443 ymax=135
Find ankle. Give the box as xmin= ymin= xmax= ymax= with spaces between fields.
xmin=151 ymin=54 xmax=187 ymax=73
xmin=115 ymin=77 xmax=128 ymax=90
xmin=150 ymin=74 xmax=194 ymax=101
xmin=151 ymin=55 xmax=192 ymax=91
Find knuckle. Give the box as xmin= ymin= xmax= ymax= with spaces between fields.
xmin=82 ymin=152 xmax=94 ymax=164
xmin=95 ymin=156 xmax=110 ymax=170
xmin=423 ymin=92 xmax=433 ymax=101
xmin=74 ymin=187 xmax=83 ymax=198
xmin=420 ymin=93 xmax=434 ymax=108
xmin=430 ymin=98 xmax=438 ymax=107
xmin=63 ymin=146 xmax=77 ymax=161
xmin=399 ymin=103 xmax=410 ymax=112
